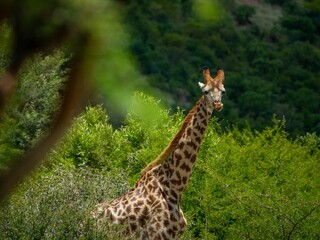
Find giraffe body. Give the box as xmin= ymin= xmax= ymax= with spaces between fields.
xmin=95 ymin=165 xmax=187 ymax=239
xmin=92 ymin=68 xmax=225 ymax=240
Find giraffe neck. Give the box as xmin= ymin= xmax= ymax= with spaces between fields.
xmin=160 ymin=96 xmax=213 ymax=200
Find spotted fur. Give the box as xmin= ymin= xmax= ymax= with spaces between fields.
xmin=92 ymin=68 xmax=225 ymax=240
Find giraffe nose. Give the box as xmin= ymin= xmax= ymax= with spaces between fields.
xmin=214 ymin=102 xmax=223 ymax=111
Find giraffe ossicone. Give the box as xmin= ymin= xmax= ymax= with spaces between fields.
xmin=91 ymin=67 xmax=225 ymax=240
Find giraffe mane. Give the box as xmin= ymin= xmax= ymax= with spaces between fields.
xmin=140 ymin=96 xmax=204 ymax=177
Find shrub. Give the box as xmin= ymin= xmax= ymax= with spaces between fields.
xmin=233 ymin=5 xmax=255 ymax=25
xmin=182 ymin=119 xmax=320 ymax=239
xmin=0 ymin=165 xmax=129 ymax=239
xmin=1 ymin=95 xmax=319 ymax=239
xmin=2 ymin=51 xmax=68 ymax=151
xmin=49 ymin=106 xmax=113 ymax=169
xmin=111 ymin=92 xmax=184 ymax=183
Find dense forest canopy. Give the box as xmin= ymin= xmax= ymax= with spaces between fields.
xmin=0 ymin=0 xmax=319 ymax=239
xmin=125 ymin=0 xmax=320 ymax=136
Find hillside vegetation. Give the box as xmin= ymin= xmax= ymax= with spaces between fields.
xmin=125 ymin=0 xmax=320 ymax=136
xmin=0 ymin=95 xmax=319 ymax=239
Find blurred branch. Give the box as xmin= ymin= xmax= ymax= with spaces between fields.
xmin=0 ymin=72 xmax=16 ymax=110
xmin=0 ymin=1 xmax=71 ymax=110
xmin=0 ymin=1 xmax=94 ymax=203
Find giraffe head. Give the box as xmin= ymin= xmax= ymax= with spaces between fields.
xmin=198 ymin=67 xmax=225 ymax=111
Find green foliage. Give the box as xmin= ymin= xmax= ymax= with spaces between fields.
xmin=118 ymin=93 xmax=183 ymax=183
xmin=0 ymin=23 xmax=12 ymax=70
xmin=1 ymin=96 xmax=319 ymax=239
xmin=108 ymin=92 xmax=184 ymax=183
xmin=182 ymin=118 xmax=320 ymax=239
xmin=125 ymin=0 xmax=320 ymax=136
xmin=0 ymin=165 xmax=129 ymax=239
xmin=50 ymin=93 xmax=183 ymax=179
xmin=0 ymin=50 xmax=67 ymax=167
xmin=233 ymin=5 xmax=255 ymax=25
xmin=50 ymin=106 xmax=113 ymax=169
xmin=193 ymin=0 xmax=225 ymax=22
xmin=1 ymin=0 xmax=320 ymax=238
xmin=282 ymin=14 xmax=317 ymax=41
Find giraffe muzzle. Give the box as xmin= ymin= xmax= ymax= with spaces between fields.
xmin=213 ymin=102 xmax=223 ymax=111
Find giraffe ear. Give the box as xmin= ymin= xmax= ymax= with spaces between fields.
xmin=198 ymin=82 xmax=205 ymax=89
xmin=219 ymin=83 xmax=226 ymax=92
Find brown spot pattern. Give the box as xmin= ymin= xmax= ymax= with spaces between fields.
xmin=92 ymin=93 xmax=217 ymax=240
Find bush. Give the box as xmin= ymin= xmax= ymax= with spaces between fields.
xmin=182 ymin=119 xmax=320 ymax=239
xmin=1 ymin=95 xmax=319 ymax=239
xmin=233 ymin=5 xmax=255 ymax=25
xmin=111 ymin=92 xmax=184 ymax=183
xmin=49 ymin=106 xmax=113 ymax=169
xmin=0 ymin=165 xmax=129 ymax=239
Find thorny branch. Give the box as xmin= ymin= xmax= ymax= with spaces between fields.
xmin=287 ymin=202 xmax=320 ymax=240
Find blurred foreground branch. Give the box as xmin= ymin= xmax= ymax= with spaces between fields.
xmin=0 ymin=1 xmax=95 ymax=203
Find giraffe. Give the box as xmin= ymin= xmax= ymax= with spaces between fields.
xmin=92 ymin=67 xmax=225 ymax=240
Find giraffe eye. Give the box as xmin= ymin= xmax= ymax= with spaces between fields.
xmin=204 ymin=90 xmax=209 ymax=94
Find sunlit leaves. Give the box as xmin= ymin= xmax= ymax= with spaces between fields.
xmin=193 ymin=0 xmax=225 ymax=22
xmin=1 ymin=94 xmax=319 ymax=239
